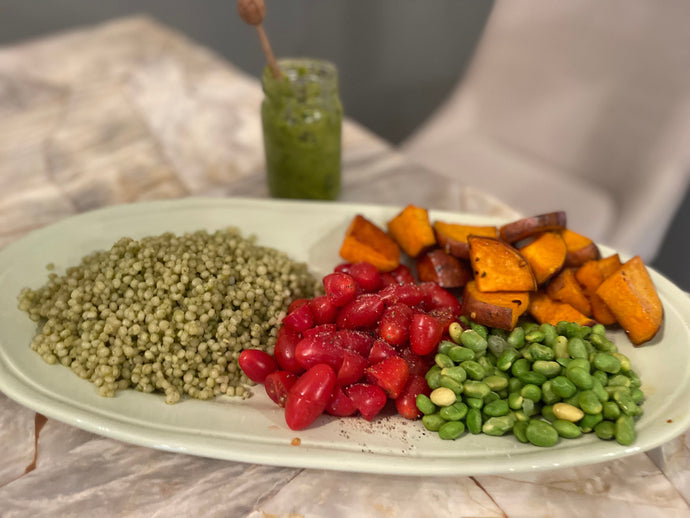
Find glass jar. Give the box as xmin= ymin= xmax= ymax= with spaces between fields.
xmin=261 ymin=58 xmax=342 ymax=200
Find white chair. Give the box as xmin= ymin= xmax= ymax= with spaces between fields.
xmin=400 ymin=0 xmax=690 ymax=262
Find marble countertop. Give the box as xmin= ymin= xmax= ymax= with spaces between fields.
xmin=0 ymin=16 xmax=689 ymax=518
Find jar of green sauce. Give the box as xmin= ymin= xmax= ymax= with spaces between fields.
xmin=261 ymin=58 xmax=342 ymax=200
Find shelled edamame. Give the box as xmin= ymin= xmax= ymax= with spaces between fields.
xmin=417 ymin=319 xmax=644 ymax=447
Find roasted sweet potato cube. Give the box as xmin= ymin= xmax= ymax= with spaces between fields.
xmin=339 ymin=214 xmax=400 ymax=272
xmin=416 ymin=248 xmax=472 ymax=288
xmin=560 ymin=228 xmax=600 ymax=267
xmin=462 ymin=280 xmax=530 ymax=330
xmin=468 ymin=236 xmax=537 ymax=292
xmin=387 ymin=205 xmax=436 ymax=258
xmin=499 ymin=211 xmax=567 ymax=243
xmin=518 ymin=232 xmax=567 ymax=284
xmin=596 ymin=256 xmax=663 ymax=345
xmin=575 ymin=254 xmax=622 ymax=325
xmin=433 ymin=221 xmax=498 ymax=259
xmin=546 ymin=268 xmax=592 ymax=316
xmin=528 ymin=292 xmax=596 ymax=327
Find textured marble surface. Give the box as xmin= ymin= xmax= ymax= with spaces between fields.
xmin=0 ymin=16 xmax=689 ymax=517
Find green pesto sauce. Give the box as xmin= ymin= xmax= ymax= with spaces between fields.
xmin=261 ymin=59 xmax=342 ymax=200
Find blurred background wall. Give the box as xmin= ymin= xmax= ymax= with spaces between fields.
xmin=1 ymin=0 xmax=688 ymax=291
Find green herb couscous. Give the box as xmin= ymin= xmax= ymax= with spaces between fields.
xmin=18 ymin=228 xmax=320 ymax=404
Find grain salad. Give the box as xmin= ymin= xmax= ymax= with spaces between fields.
xmin=18 ymin=227 xmax=320 ymax=404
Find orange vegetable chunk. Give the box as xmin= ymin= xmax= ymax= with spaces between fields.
xmin=518 ymin=232 xmax=567 ymax=285
xmin=387 ymin=205 xmax=436 ymax=258
xmin=528 ymin=292 xmax=596 ymax=327
xmin=462 ymin=280 xmax=530 ymax=331
xmin=595 ymin=256 xmax=663 ymax=345
xmin=560 ymin=228 xmax=601 ymax=267
xmin=575 ymin=254 xmax=622 ymax=325
xmin=499 ymin=211 xmax=566 ymax=243
xmin=546 ymin=268 xmax=592 ymax=316
xmin=416 ymin=248 xmax=472 ymax=288
xmin=433 ymin=221 xmax=498 ymax=259
xmin=468 ymin=236 xmax=537 ymax=292
xmin=339 ymin=214 xmax=400 ymax=272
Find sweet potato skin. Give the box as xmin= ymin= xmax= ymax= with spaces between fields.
xmin=499 ymin=211 xmax=567 ymax=243
xmin=462 ymin=280 xmax=530 ymax=330
xmin=416 ymin=248 xmax=472 ymax=288
xmin=339 ymin=214 xmax=400 ymax=272
xmin=560 ymin=228 xmax=601 ymax=267
xmin=433 ymin=221 xmax=498 ymax=259
xmin=468 ymin=236 xmax=537 ymax=292
xmin=387 ymin=205 xmax=436 ymax=258
xmin=595 ymin=256 xmax=663 ymax=345
xmin=518 ymin=232 xmax=567 ymax=285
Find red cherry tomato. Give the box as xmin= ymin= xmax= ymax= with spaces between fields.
xmin=238 ymin=349 xmax=278 ymax=383
xmin=395 ymin=374 xmax=430 ymax=419
xmin=326 ymin=385 xmax=358 ymax=417
xmin=295 ymin=332 xmax=344 ymax=371
xmin=365 ymin=356 xmax=410 ymax=399
xmin=284 ymin=364 xmax=336 ymax=430
xmin=323 ymin=272 xmax=357 ymax=307
xmin=345 ymin=383 xmax=387 ymax=421
xmin=335 ymin=293 xmax=384 ymax=329
xmin=390 ymin=264 xmax=416 ymax=284
xmin=349 ymin=262 xmax=382 ymax=292
xmin=409 ymin=313 xmax=443 ymax=356
xmin=282 ymin=303 xmax=314 ymax=333
xmin=309 ymin=295 xmax=338 ymax=325
xmin=336 ymin=350 xmax=367 ymax=386
xmin=273 ymin=326 xmax=304 ymax=374
xmin=264 ymin=370 xmax=298 ymax=407
xmin=378 ymin=303 xmax=413 ymax=346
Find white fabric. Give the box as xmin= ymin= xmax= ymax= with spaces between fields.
xmin=401 ymin=0 xmax=690 ymax=261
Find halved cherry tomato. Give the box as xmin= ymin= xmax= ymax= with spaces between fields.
xmin=284 ymin=364 xmax=336 ymax=430
xmin=336 ymin=350 xmax=367 ymax=386
xmin=238 ymin=349 xmax=278 ymax=383
xmin=409 ymin=312 xmax=443 ymax=356
xmin=264 ymin=370 xmax=298 ymax=407
xmin=326 ymin=385 xmax=358 ymax=417
xmin=395 ymin=374 xmax=430 ymax=419
xmin=345 ymin=383 xmax=387 ymax=421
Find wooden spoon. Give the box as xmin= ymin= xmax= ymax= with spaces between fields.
xmin=238 ymin=0 xmax=282 ymax=79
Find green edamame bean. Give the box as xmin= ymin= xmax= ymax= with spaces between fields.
xmin=484 ymin=399 xmax=510 ymax=417
xmin=608 ymin=374 xmax=631 ymax=388
xmin=540 ymin=323 xmax=558 ymax=347
xmin=513 ymin=420 xmax=529 ymax=443
xmin=470 ymin=322 xmax=488 ymax=339
xmin=613 ymin=389 xmax=640 ymax=416
xmin=590 ymin=332 xmax=617 ymax=353
xmin=541 ymin=380 xmax=561 ymax=405
xmin=553 ymin=336 xmax=570 ymax=359
xmin=631 ymin=388 xmax=645 ymax=404
xmin=435 ymin=353 xmax=455 ymax=369
xmin=511 ymin=358 xmax=531 ymax=377
xmin=448 ymin=346 xmax=475 ymax=363
xmin=508 ymin=377 xmax=523 ymax=393
xmin=441 ymin=365 xmax=467 ymax=383
xmin=463 ymin=380 xmax=491 ymax=398
xmin=477 ymin=355 xmax=496 ymax=373
xmin=466 ymin=408 xmax=483 ymax=434
xmin=416 ymin=394 xmax=437 ymax=415
xmin=615 ymin=415 xmax=636 ymax=446
xmin=524 ymin=328 xmax=546 ymax=344
xmin=567 ymin=368 xmax=593 ymax=390
xmin=508 ymin=392 xmax=524 ymax=410
xmin=496 ymin=348 xmax=520 ymax=371
xmin=602 ymin=401 xmax=621 ymax=420
xmin=527 ymin=343 xmax=554 ymax=361
xmin=526 ymin=419 xmax=559 ymax=447
xmin=507 ymin=327 xmax=525 ymax=348
xmin=483 ymin=391 xmax=501 ymax=404
xmin=591 ymin=323 xmax=607 ymax=336
xmin=551 ymin=375 xmax=578 ymax=398
xmin=460 ymin=329 xmax=488 ymax=353
xmin=579 ymin=413 xmax=604 ymax=433
xmin=421 ymin=413 xmax=445 ymax=431
xmin=439 ymin=375 xmax=464 ymax=395
xmin=594 ymin=420 xmax=616 ymax=440
xmin=567 ymin=337 xmax=589 ymax=359
xmin=626 ymin=370 xmax=642 ymax=389
xmin=532 ymin=360 xmax=561 ymax=378
xmin=578 ymin=390 xmax=603 ymax=415
xmin=592 ymin=370 xmax=609 ymax=386
xmin=437 ymin=340 xmax=457 ymax=355
xmin=541 ymin=405 xmax=557 ymax=422
xmin=553 ymin=419 xmax=582 ymax=439
xmin=482 ymin=414 xmax=516 ymax=436
xmin=520 ymin=384 xmax=542 ymax=402
xmin=439 ymin=420 xmax=465 ymax=440
xmin=567 ymin=358 xmax=590 ymax=373
xmin=593 ymin=352 xmax=622 ymax=374
xmin=516 ymin=370 xmax=548 ymax=386
xmin=440 ymin=401 xmax=468 ymax=421
xmin=460 ymin=360 xmax=486 ymax=381
xmin=484 ymin=375 xmax=509 ymax=392
xmin=612 ymin=352 xmax=631 ymax=372
xmin=465 ymin=397 xmax=484 ymax=410
xmin=487 ymin=335 xmax=509 ymax=357
xmin=425 ymin=365 xmax=442 ymax=389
